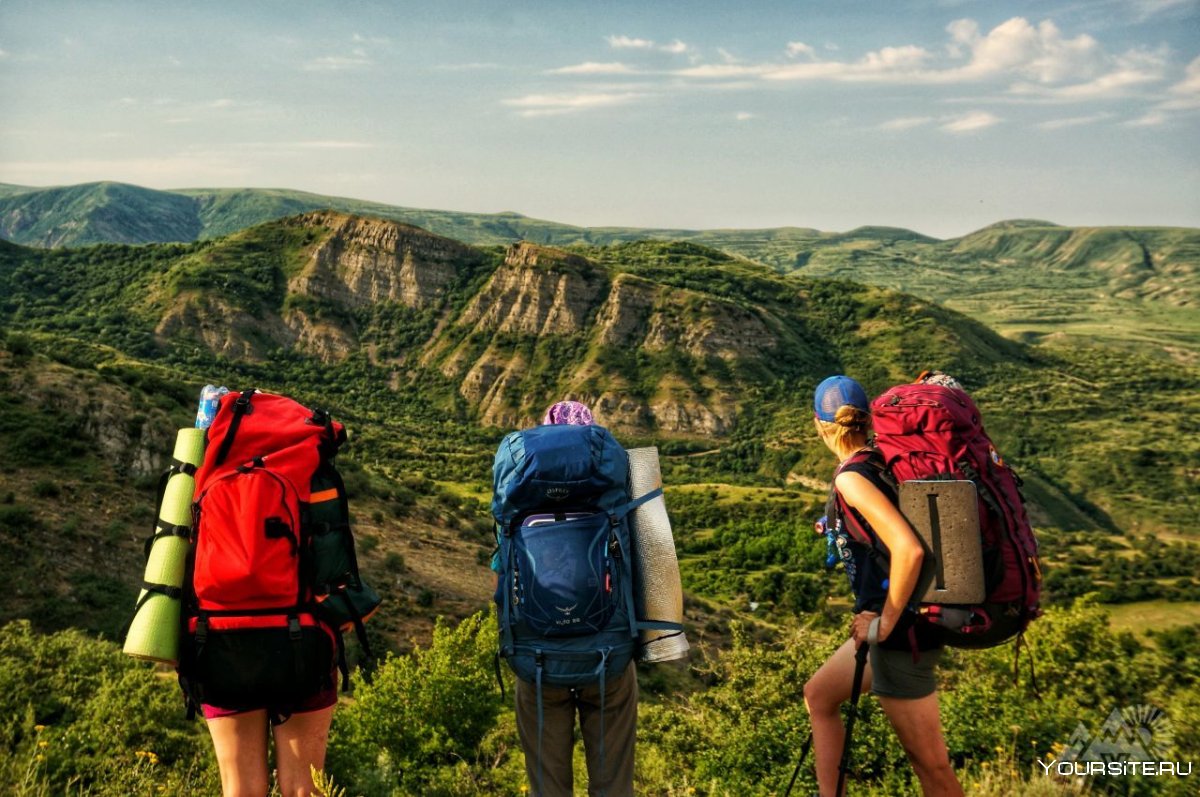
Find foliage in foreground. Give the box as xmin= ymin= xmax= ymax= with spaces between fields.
xmin=3 ymin=598 xmax=1198 ymax=796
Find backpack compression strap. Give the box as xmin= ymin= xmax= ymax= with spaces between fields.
xmin=609 ymin=488 xmax=686 ymax=636
xmin=212 ymin=389 xmax=256 ymax=468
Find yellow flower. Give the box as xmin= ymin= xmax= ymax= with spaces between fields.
xmin=34 ymin=725 xmax=46 ymax=733
xmin=37 ymin=740 xmax=48 ymax=749
xmin=35 ymin=754 xmax=44 ymax=763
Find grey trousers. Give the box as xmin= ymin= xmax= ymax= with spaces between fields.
xmin=514 ymin=662 xmax=638 ymax=797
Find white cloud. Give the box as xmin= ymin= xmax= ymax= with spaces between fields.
xmin=735 ymin=111 xmax=755 ymax=121
xmin=718 ymin=48 xmax=741 ymax=64
xmin=1007 ymin=47 xmax=1166 ymax=100
xmin=1126 ymin=0 xmax=1197 ymax=22
xmin=604 ymin=34 xmax=690 ymax=55
xmin=1161 ymin=54 xmax=1200 ymax=110
xmin=764 ymin=45 xmax=932 ymax=82
xmin=304 ymin=50 xmax=371 ymax=71
xmin=607 ymin=35 xmax=655 ymax=50
xmin=548 ymin=61 xmax=637 ymax=75
xmin=503 ymin=91 xmax=645 ymax=117
xmin=881 ymin=116 xmax=934 ymax=130
xmin=0 ymin=48 xmax=8 ymax=58
xmin=1036 ymin=113 xmax=1113 ymax=129
xmin=674 ymin=63 xmax=770 ymax=79
xmin=786 ymin=41 xmax=817 ymax=59
xmin=436 ymin=62 xmax=501 ymax=71
xmin=209 ymin=98 xmax=235 ymax=109
xmin=1125 ymin=110 xmax=1169 ymax=126
xmin=941 ymin=110 xmax=1002 ymax=132
xmin=671 ymin=16 xmax=1167 ymax=102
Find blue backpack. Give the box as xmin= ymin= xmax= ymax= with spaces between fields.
xmin=492 ymin=424 xmax=672 ymax=690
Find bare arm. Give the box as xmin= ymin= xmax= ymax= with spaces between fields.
xmin=835 ymin=470 xmax=924 ymax=642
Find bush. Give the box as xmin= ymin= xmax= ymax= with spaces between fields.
xmin=0 ymin=621 xmax=217 ymax=793
xmin=327 ymin=612 xmax=507 ymax=795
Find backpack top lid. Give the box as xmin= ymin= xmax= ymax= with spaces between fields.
xmin=491 ymin=423 xmax=629 ymax=527
xmin=196 ymin=390 xmax=345 ymax=497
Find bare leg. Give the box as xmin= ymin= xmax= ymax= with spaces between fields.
xmin=273 ymin=706 xmax=335 ymax=797
xmin=803 ymin=639 xmax=872 ymax=797
xmin=877 ymin=694 xmax=963 ymax=797
xmin=207 ymin=711 xmax=270 ymax=797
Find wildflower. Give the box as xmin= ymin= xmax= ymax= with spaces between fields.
xmin=37 ymin=740 xmax=48 ymax=749
xmin=35 ymin=754 xmax=44 ymax=763
xmin=34 ymin=724 xmax=46 ymax=733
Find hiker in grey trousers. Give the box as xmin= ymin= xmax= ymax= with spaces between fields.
xmin=515 ymin=661 xmax=638 ymax=797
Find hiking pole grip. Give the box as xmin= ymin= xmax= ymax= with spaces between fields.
xmin=836 ymin=642 xmax=870 ymax=797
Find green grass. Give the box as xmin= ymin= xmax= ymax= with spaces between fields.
xmin=1107 ymin=600 xmax=1200 ymax=636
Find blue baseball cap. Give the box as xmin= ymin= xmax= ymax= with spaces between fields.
xmin=813 ymin=375 xmax=869 ymax=422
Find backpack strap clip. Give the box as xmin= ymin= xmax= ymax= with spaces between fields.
xmin=194 ymin=615 xmax=208 ymax=650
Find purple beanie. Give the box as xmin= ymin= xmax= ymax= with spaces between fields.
xmin=542 ymin=400 xmax=595 ymax=426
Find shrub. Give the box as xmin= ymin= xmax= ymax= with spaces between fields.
xmin=327 ymin=611 xmax=506 ymax=795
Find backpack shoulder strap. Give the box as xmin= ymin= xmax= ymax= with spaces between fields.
xmin=831 ymin=448 xmax=886 ymax=545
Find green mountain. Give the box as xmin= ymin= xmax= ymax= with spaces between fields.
xmin=3 ymin=210 xmax=1199 ymax=795
xmin=2 ymin=210 xmax=1197 ymax=542
xmin=3 ymin=181 xmax=1197 ymax=357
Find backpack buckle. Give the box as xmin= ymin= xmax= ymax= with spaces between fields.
xmin=288 ymin=616 xmax=302 ymax=641
xmin=232 ymin=390 xmax=254 ymax=414
xmin=195 ymin=616 xmax=208 ymax=645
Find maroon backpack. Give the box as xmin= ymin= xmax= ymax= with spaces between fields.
xmin=836 ymin=383 xmax=1042 ymax=648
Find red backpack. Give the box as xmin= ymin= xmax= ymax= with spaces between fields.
xmin=178 ymin=389 xmax=377 ymax=713
xmin=836 ymin=382 xmax=1042 ymax=648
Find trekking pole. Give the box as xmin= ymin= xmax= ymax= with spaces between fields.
xmin=835 ymin=642 xmax=870 ymax=797
xmin=782 ymin=732 xmax=813 ymax=797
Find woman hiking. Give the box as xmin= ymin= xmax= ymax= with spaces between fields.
xmin=803 ymin=375 xmax=963 ymax=797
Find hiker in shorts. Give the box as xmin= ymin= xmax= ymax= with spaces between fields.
xmin=494 ymin=400 xmax=638 ymax=797
xmin=804 ymin=376 xmax=963 ymax=797
xmin=203 ymin=685 xmax=337 ymax=797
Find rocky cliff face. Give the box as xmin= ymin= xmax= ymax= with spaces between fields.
xmin=156 ymin=292 xmax=296 ymax=361
xmin=22 ymin=363 xmax=175 ymax=478
xmin=285 ymin=211 xmax=482 ymax=309
xmin=151 ymin=215 xmax=794 ymax=436
xmin=436 ymin=243 xmax=781 ymax=435
xmin=457 ymin=243 xmax=607 ymax=336
xmin=156 ymin=212 xmax=487 ymax=364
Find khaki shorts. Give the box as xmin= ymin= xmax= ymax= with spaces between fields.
xmin=870 ymin=645 xmax=942 ymax=699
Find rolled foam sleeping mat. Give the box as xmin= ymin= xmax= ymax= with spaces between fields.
xmin=898 ymin=480 xmax=986 ymax=605
xmin=123 ymin=427 xmax=205 ymax=664
xmin=626 ymin=447 xmax=690 ymax=663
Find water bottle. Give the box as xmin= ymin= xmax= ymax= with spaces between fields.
xmin=815 ymin=515 xmax=839 ymax=568
xmin=195 ymin=384 xmax=230 ymax=429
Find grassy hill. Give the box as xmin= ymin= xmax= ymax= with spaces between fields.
xmin=2 ymin=211 xmax=1199 ymax=795
xmin=2 ymin=211 xmax=1197 ymax=542
xmin=3 ymin=181 xmax=1196 ymax=359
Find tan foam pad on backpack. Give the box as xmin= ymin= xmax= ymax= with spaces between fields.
xmin=627 ymin=447 xmax=690 ymax=663
xmin=899 ymin=480 xmax=986 ymax=605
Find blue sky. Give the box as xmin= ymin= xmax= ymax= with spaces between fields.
xmin=1 ymin=0 xmax=1197 ymax=237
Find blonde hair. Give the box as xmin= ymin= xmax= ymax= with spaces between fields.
xmin=814 ymin=404 xmax=871 ymax=460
